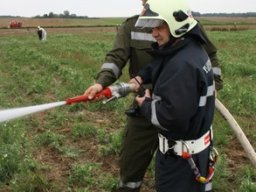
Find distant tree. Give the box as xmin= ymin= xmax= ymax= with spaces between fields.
xmin=70 ymin=14 xmax=77 ymax=18
xmin=64 ymin=10 xmax=70 ymax=17
xmin=49 ymin=12 xmax=54 ymax=18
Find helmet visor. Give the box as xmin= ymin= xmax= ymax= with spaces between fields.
xmin=135 ymin=3 xmax=164 ymax=28
xmin=135 ymin=18 xmax=164 ymax=28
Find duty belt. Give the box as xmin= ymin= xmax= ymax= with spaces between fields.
xmin=159 ymin=130 xmax=218 ymax=184
xmin=158 ymin=130 xmax=211 ymax=156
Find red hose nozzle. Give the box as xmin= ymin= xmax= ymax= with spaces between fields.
xmin=65 ymin=87 xmax=112 ymax=105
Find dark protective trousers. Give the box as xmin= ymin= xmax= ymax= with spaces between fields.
xmin=116 ymin=115 xmax=158 ymax=191
xmin=155 ymin=148 xmax=211 ymax=192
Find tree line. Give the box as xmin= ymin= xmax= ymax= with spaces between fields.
xmin=34 ymin=10 xmax=88 ymax=19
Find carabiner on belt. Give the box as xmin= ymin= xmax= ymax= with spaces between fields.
xmin=181 ymin=141 xmax=208 ymax=183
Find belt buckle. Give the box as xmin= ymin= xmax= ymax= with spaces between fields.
xmin=165 ymin=139 xmax=177 ymax=157
xmin=159 ymin=134 xmax=176 ymax=155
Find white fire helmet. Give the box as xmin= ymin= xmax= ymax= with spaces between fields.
xmin=135 ymin=0 xmax=198 ymax=38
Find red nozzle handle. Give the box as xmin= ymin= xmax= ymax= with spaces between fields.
xmin=65 ymin=87 xmax=112 ymax=105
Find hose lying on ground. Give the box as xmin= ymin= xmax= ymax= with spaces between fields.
xmin=215 ymin=98 xmax=256 ymax=168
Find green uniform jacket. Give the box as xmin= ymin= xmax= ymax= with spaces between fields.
xmin=96 ymin=15 xmax=223 ymax=90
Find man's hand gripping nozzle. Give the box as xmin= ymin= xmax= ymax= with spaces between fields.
xmin=65 ymin=82 xmax=136 ymax=105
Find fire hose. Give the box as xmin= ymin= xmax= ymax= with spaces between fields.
xmin=215 ymin=99 xmax=256 ymax=168
xmin=0 ymin=82 xmax=255 ymax=167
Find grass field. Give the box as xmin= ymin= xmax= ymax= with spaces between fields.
xmin=0 ymin=17 xmax=255 ymax=191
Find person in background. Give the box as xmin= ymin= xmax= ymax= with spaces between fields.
xmin=37 ymin=26 xmax=47 ymax=41
xmin=131 ymin=0 xmax=216 ymax=191
xmin=83 ymin=0 xmax=222 ymax=191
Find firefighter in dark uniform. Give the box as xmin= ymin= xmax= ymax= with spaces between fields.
xmin=132 ymin=0 xmax=216 ymax=191
xmin=83 ymin=0 xmax=222 ymax=191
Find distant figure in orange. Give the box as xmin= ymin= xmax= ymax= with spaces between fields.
xmin=37 ymin=26 xmax=47 ymax=41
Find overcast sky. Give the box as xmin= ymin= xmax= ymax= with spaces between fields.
xmin=1 ymin=0 xmax=255 ymax=17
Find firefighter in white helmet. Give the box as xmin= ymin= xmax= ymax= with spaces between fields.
xmin=130 ymin=0 xmax=216 ymax=191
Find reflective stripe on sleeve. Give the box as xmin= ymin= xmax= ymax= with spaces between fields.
xmin=198 ymin=85 xmax=215 ymax=107
xmin=151 ymin=94 xmax=168 ymax=131
xmin=131 ymin=31 xmax=156 ymax=42
xmin=101 ymin=63 xmax=120 ymax=78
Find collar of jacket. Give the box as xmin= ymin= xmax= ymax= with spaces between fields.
xmin=148 ymin=36 xmax=190 ymax=57
xmin=185 ymin=23 xmax=207 ymax=44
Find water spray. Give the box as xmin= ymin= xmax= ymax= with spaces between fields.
xmin=0 ymin=101 xmax=66 ymax=123
xmin=0 ymin=82 xmax=136 ymax=123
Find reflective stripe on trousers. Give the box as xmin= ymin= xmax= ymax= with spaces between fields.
xmin=119 ymin=181 xmax=142 ymax=189
xmin=205 ymin=181 xmax=212 ymax=191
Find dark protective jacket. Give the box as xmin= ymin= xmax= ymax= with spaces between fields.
xmin=96 ymin=15 xmax=222 ymax=90
xmin=37 ymin=30 xmax=42 ymax=40
xmin=138 ymin=32 xmax=215 ymax=191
